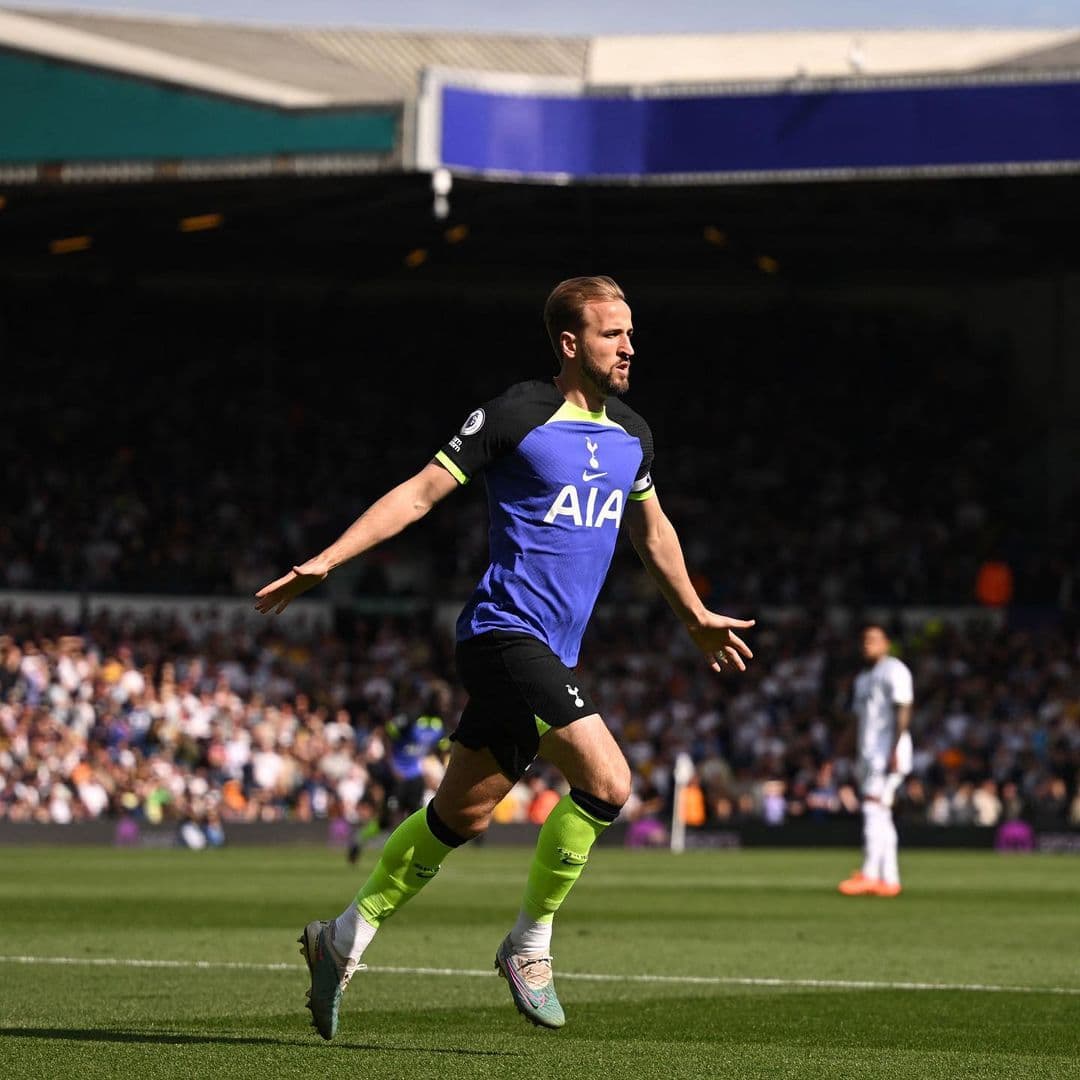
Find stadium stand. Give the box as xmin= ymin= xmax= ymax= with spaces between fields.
xmin=3 ymin=287 xmax=1063 ymax=607
xmin=2 ymin=11 xmax=1079 ymax=848
xmin=6 ymin=10 xmax=1080 ymax=183
xmin=2 ymin=604 xmax=1078 ymax=833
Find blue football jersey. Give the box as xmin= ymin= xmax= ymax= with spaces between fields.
xmin=435 ymin=380 xmax=654 ymax=666
xmin=386 ymin=714 xmax=446 ymax=780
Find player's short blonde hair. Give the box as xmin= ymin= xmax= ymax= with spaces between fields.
xmin=543 ymin=275 xmax=627 ymax=362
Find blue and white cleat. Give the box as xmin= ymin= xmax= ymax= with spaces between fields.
xmin=298 ymin=919 xmax=362 ymax=1040
xmin=494 ymin=935 xmax=566 ymax=1029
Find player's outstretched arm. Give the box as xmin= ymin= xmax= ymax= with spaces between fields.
xmin=254 ymin=462 xmax=459 ymax=614
xmin=626 ymin=493 xmax=754 ymax=673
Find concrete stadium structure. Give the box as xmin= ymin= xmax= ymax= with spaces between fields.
xmin=3 ymin=9 xmax=1080 ymax=183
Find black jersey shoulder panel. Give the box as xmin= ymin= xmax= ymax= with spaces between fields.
xmin=436 ymin=379 xmax=563 ymax=481
xmin=606 ymin=397 xmax=655 ymax=484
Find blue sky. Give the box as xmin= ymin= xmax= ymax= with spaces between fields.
xmin=9 ymin=0 xmax=1078 ymax=32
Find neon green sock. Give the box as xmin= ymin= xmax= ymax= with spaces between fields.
xmin=521 ymin=793 xmax=612 ymax=924
xmin=355 ymin=807 xmax=456 ymax=928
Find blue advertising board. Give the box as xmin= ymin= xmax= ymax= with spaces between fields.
xmin=421 ymin=71 xmax=1080 ymax=183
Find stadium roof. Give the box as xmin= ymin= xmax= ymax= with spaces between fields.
xmin=5 ymin=9 xmax=1080 ymax=105
xmin=3 ymin=9 xmax=1080 ymax=185
xmin=0 ymin=9 xmax=587 ymax=104
xmin=587 ymin=30 xmax=1080 ymax=84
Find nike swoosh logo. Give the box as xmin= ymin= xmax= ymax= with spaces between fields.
xmin=506 ymin=961 xmax=547 ymax=1008
xmin=582 ymin=470 xmax=608 ymax=482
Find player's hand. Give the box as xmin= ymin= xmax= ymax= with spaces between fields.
xmin=254 ymin=558 xmax=329 ymax=615
xmin=686 ymin=610 xmax=755 ymax=673
xmin=889 ymin=731 xmax=913 ymax=775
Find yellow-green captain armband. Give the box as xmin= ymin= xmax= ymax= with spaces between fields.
xmin=434 ymin=450 xmax=469 ymax=485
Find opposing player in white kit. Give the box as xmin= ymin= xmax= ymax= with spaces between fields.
xmin=838 ymin=625 xmax=913 ymax=898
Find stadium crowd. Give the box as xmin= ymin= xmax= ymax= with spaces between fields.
xmin=2 ymin=605 xmax=1077 ymax=833
xmin=4 ymin=285 xmax=1078 ymax=838
xmin=5 ymin=286 xmax=1075 ymax=612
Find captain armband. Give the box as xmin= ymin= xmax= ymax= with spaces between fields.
xmin=628 ymin=472 xmax=655 ymax=502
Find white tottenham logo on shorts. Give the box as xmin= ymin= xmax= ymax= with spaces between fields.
xmin=566 ymin=684 xmax=584 ymax=707
xmin=543 ymin=486 xmax=624 ymax=528
xmin=460 ymin=409 xmax=485 ymax=436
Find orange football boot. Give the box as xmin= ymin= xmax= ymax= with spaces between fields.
xmin=874 ymin=882 xmax=902 ymax=897
xmin=837 ymin=870 xmax=879 ymax=896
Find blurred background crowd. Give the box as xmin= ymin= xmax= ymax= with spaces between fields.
xmin=2 ymin=604 xmax=1077 ymax=832
xmin=3 ymin=285 xmax=1079 ymax=840
xmin=4 ymin=285 xmax=1076 ymax=613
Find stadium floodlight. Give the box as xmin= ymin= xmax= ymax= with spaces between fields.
xmin=431 ymin=167 xmax=452 ymax=197
xmin=178 ymin=213 xmax=224 ymax=233
xmin=49 ymin=235 xmax=91 ymax=255
xmin=432 ymin=167 xmax=452 ymax=220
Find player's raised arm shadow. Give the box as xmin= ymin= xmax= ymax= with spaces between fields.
xmin=0 ymin=1026 xmax=525 ymax=1057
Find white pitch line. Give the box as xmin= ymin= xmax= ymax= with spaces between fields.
xmin=0 ymin=955 xmax=1077 ymax=997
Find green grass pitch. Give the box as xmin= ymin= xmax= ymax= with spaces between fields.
xmin=1 ymin=845 xmax=1076 ymax=1079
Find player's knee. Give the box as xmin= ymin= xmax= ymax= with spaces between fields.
xmin=608 ymin=763 xmax=632 ymax=811
xmin=427 ymin=797 xmax=491 ymax=845
xmin=437 ymin=803 xmax=493 ymax=842
xmin=457 ymin=810 xmax=493 ymax=841
xmin=574 ymin=760 xmax=631 ymax=816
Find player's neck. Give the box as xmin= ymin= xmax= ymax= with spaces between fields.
xmin=553 ymin=372 xmax=606 ymax=414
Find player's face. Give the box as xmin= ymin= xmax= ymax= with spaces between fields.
xmin=577 ymin=300 xmax=634 ymax=396
xmin=862 ymin=628 xmax=889 ymax=662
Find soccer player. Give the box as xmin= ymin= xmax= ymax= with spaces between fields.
xmin=838 ymin=624 xmax=914 ymax=898
xmin=381 ymin=684 xmax=451 ymax=827
xmin=255 ymin=276 xmax=755 ymax=1037
xmin=348 ymin=684 xmax=451 ymax=864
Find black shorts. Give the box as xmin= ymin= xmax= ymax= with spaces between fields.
xmin=453 ymin=630 xmax=597 ymax=781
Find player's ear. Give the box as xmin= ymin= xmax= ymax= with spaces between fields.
xmin=560 ymin=329 xmax=577 ymax=361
